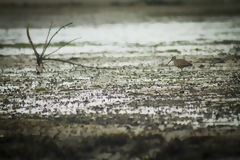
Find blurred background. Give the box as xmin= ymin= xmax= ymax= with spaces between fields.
xmin=0 ymin=0 xmax=240 ymax=28
xmin=0 ymin=0 xmax=240 ymax=6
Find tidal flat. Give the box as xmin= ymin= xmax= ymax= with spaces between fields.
xmin=1 ymin=4 xmax=240 ymax=160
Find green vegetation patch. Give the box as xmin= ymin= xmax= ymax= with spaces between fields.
xmin=0 ymin=43 xmax=36 ymax=49
xmin=212 ymin=40 xmax=240 ymax=45
xmin=0 ymin=41 xmax=76 ymax=49
xmin=156 ymin=49 xmax=181 ymax=54
xmin=35 ymin=87 xmax=48 ymax=92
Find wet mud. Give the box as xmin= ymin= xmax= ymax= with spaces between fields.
xmin=1 ymin=7 xmax=240 ymax=159
xmin=1 ymin=53 xmax=240 ymax=159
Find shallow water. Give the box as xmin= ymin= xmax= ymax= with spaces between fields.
xmin=1 ymin=16 xmax=240 ymax=57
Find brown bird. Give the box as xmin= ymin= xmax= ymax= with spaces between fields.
xmin=167 ymin=56 xmax=192 ymax=71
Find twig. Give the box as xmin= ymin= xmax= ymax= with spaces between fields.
xmin=42 ymin=58 xmax=117 ymax=70
xmin=43 ymin=58 xmax=98 ymax=68
xmin=44 ymin=23 xmax=73 ymax=53
xmin=26 ymin=25 xmax=40 ymax=63
xmin=44 ymin=38 xmax=80 ymax=57
xmin=41 ymin=22 xmax=53 ymax=57
xmin=27 ymin=22 xmax=112 ymax=74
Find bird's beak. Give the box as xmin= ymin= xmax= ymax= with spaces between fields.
xmin=167 ymin=59 xmax=172 ymax=65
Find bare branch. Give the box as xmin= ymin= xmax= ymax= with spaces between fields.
xmin=44 ymin=37 xmax=80 ymax=58
xmin=43 ymin=22 xmax=73 ymax=53
xmin=26 ymin=25 xmax=39 ymax=60
xmin=42 ymin=57 xmax=95 ymax=68
xmin=26 ymin=22 xmax=105 ymax=74
xmin=41 ymin=22 xmax=53 ymax=57
xmin=42 ymin=58 xmax=117 ymax=70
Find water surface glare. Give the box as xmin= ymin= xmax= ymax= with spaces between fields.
xmin=1 ymin=17 xmax=240 ymax=56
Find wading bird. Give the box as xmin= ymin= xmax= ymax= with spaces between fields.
xmin=168 ymin=56 xmax=192 ymax=90
xmin=167 ymin=56 xmax=192 ymax=72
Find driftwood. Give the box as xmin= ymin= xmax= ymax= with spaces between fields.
xmin=26 ymin=23 xmax=110 ymax=74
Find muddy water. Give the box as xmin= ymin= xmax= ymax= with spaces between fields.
xmin=1 ymin=6 xmax=240 ymax=160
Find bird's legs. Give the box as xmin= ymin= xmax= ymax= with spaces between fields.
xmin=180 ymin=68 xmax=185 ymax=89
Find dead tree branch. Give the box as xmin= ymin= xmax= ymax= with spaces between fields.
xmin=44 ymin=38 xmax=80 ymax=57
xmin=26 ymin=25 xmax=40 ymax=64
xmin=41 ymin=22 xmax=53 ymax=57
xmin=27 ymin=22 xmax=114 ymax=74
xmin=43 ymin=22 xmax=72 ymax=55
xmin=42 ymin=58 xmax=117 ymax=70
xmin=27 ymin=25 xmax=43 ymax=73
